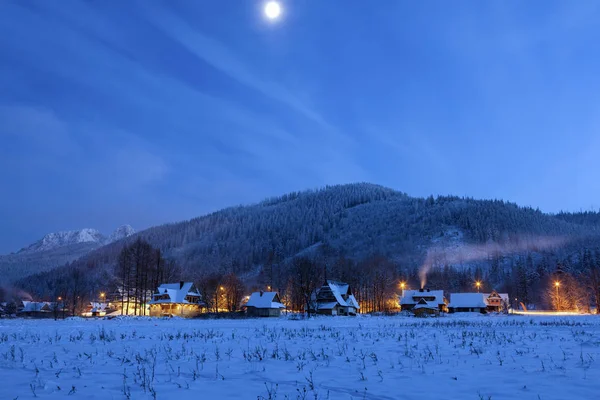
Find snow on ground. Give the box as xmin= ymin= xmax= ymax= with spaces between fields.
xmin=1 ymin=314 xmax=599 ymax=400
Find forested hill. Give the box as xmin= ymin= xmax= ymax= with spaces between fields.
xmin=11 ymin=183 xmax=600 ymax=297
xmin=129 ymin=183 xmax=596 ymax=271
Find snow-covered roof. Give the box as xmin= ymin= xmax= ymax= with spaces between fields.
xmin=21 ymin=301 xmax=52 ymax=312
xmin=400 ymin=290 xmax=445 ymax=306
xmin=149 ymin=282 xmax=201 ymax=304
xmin=484 ymin=292 xmax=509 ymax=305
xmin=413 ymin=298 xmax=439 ymax=310
xmin=245 ymin=292 xmax=285 ymax=309
xmin=317 ymin=302 xmax=339 ymax=310
xmin=448 ymin=293 xmax=487 ymax=308
xmin=90 ymin=302 xmax=108 ymax=312
xmin=318 ymin=280 xmax=361 ymax=309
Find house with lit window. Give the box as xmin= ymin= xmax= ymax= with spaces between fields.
xmin=148 ymin=282 xmax=205 ymax=318
xmin=399 ymin=289 xmax=447 ymax=313
xmin=447 ymin=291 xmax=509 ymax=313
xmin=244 ymin=291 xmax=286 ymax=317
xmin=310 ymin=280 xmax=360 ymax=316
xmin=483 ymin=291 xmax=509 ymax=313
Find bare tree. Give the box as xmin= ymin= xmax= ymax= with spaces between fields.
xmin=222 ymin=273 xmax=245 ymax=312
xmin=290 ymin=257 xmax=321 ymax=317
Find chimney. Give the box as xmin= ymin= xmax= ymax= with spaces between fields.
xmin=419 ymin=288 xmax=424 ymax=292
xmin=427 ymin=288 xmax=430 ymax=292
xmin=260 ymin=291 xmax=264 ymax=297
xmin=180 ymin=281 xmax=184 ymax=289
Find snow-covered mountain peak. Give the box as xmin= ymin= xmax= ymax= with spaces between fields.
xmin=18 ymin=228 xmax=106 ymax=254
xmin=108 ymin=225 xmax=136 ymax=242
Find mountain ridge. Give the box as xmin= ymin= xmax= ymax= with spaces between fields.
xmin=6 ymin=183 xmax=600 ymax=294
xmin=0 ymin=225 xmax=135 ymax=284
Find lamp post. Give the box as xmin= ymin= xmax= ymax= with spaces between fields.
xmin=475 ymin=281 xmax=481 ymax=293
xmin=554 ymin=281 xmax=560 ymax=311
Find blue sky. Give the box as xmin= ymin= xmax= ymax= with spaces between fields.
xmin=1 ymin=1 xmax=600 ymax=253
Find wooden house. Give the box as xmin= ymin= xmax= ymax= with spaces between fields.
xmin=82 ymin=302 xmax=109 ymax=317
xmin=483 ymin=291 xmax=509 ymax=313
xmin=148 ymin=282 xmax=205 ymax=318
xmin=244 ymin=291 xmax=285 ymax=317
xmin=311 ymin=281 xmax=360 ymax=316
xmin=447 ymin=293 xmax=488 ymax=313
xmin=399 ymin=289 xmax=447 ymax=313
xmin=412 ymin=298 xmax=441 ymax=316
xmin=17 ymin=301 xmax=54 ymax=318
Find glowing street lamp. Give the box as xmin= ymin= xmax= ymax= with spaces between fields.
xmin=267 ymin=285 xmax=271 ymax=291
xmin=475 ymin=281 xmax=481 ymax=293
xmin=220 ymin=286 xmax=225 ymax=291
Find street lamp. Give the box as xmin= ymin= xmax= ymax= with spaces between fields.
xmin=554 ymin=281 xmax=560 ymax=311
xmin=475 ymin=281 xmax=481 ymax=293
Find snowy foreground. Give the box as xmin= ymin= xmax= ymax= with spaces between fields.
xmin=1 ymin=315 xmax=599 ymax=400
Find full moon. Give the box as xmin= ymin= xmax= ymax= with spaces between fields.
xmin=264 ymin=1 xmax=282 ymax=20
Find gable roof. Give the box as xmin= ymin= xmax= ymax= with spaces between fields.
xmin=316 ymin=280 xmax=360 ymax=309
xmin=20 ymin=301 xmax=53 ymax=312
xmin=483 ymin=292 xmax=509 ymax=304
xmin=448 ymin=293 xmax=487 ymax=308
xmin=400 ymin=290 xmax=445 ymax=306
xmin=413 ymin=298 xmax=439 ymax=310
xmin=245 ymin=292 xmax=285 ymax=309
xmin=149 ymin=282 xmax=201 ymax=304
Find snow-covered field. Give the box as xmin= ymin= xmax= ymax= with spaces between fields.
xmin=1 ymin=315 xmax=599 ymax=400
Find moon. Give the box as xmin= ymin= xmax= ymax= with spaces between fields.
xmin=264 ymin=1 xmax=282 ymax=21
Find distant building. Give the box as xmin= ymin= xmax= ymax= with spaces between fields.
xmin=18 ymin=301 xmax=55 ymax=318
xmin=148 ymin=282 xmax=205 ymax=318
xmin=448 ymin=293 xmax=488 ymax=313
xmin=244 ymin=291 xmax=286 ymax=317
xmin=483 ymin=291 xmax=509 ymax=313
xmin=82 ymin=302 xmax=109 ymax=317
xmin=448 ymin=291 xmax=510 ymax=313
xmin=311 ymin=281 xmax=360 ymax=316
xmin=400 ymin=289 xmax=447 ymax=313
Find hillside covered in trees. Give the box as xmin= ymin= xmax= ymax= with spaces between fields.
xmin=7 ymin=183 xmax=600 ymax=310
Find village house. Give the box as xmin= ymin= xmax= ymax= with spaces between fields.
xmin=311 ymin=280 xmax=360 ymax=316
xmin=148 ymin=282 xmax=205 ymax=318
xmin=82 ymin=302 xmax=109 ymax=317
xmin=17 ymin=301 xmax=55 ymax=318
xmin=483 ymin=291 xmax=510 ymax=312
xmin=399 ymin=289 xmax=447 ymax=313
xmin=448 ymin=291 xmax=510 ymax=313
xmin=448 ymin=293 xmax=488 ymax=313
xmin=244 ymin=291 xmax=286 ymax=317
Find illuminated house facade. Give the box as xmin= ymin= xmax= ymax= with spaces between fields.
xmin=399 ymin=289 xmax=447 ymax=313
xmin=244 ymin=291 xmax=286 ymax=317
xmin=148 ymin=282 xmax=205 ymax=318
xmin=447 ymin=291 xmax=509 ymax=313
xmin=311 ymin=281 xmax=360 ymax=316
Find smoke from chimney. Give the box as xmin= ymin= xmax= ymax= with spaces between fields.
xmin=418 ymin=235 xmax=568 ymax=288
